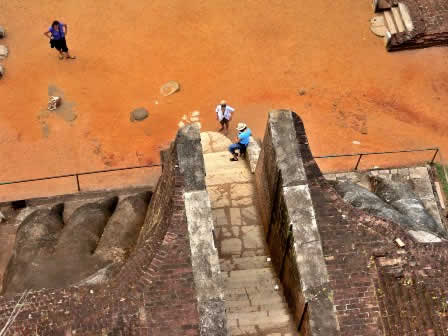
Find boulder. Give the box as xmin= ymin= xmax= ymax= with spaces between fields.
xmin=130 ymin=107 xmax=148 ymax=122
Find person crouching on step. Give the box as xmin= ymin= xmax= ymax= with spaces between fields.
xmin=228 ymin=122 xmax=251 ymax=162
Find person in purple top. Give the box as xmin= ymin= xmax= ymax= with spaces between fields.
xmin=44 ymin=20 xmax=76 ymax=60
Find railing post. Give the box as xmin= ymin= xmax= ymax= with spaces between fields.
xmin=354 ymin=154 xmax=363 ymax=171
xmin=430 ymin=148 xmax=439 ymax=165
xmin=75 ymin=175 xmax=80 ymax=192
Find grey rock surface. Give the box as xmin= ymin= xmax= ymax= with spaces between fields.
xmin=130 ymin=107 xmax=149 ymax=122
xmin=371 ymin=176 xmax=447 ymax=239
xmin=3 ymin=193 xmax=149 ymax=294
xmin=334 ymin=180 xmax=419 ymax=232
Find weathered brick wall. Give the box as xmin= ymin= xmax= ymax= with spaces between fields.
xmin=291 ymin=111 xmax=448 ymax=335
xmin=255 ymin=110 xmax=339 ymax=336
xmin=0 ymin=132 xmax=202 ymax=335
xmin=388 ymin=0 xmax=448 ymax=50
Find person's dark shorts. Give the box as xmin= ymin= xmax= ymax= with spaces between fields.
xmin=54 ymin=38 xmax=68 ymax=52
xmin=220 ymin=118 xmax=229 ymax=126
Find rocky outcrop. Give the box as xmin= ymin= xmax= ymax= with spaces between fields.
xmin=2 ymin=192 xmax=150 ymax=294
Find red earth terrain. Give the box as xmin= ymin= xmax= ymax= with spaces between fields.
xmin=1 ymin=0 xmax=448 ymax=200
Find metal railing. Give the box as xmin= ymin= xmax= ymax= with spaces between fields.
xmin=313 ymin=147 xmax=440 ymax=171
xmin=0 ymin=164 xmax=161 ymax=192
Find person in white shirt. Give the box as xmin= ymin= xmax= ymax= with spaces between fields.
xmin=215 ymin=100 xmax=235 ymax=134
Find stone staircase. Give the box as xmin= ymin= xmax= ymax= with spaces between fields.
xmin=202 ymin=141 xmax=297 ymax=336
xmin=370 ymin=2 xmax=414 ymax=48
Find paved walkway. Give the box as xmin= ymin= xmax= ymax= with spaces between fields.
xmin=202 ymin=132 xmax=297 ymax=336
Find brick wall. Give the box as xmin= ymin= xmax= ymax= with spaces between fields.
xmin=0 ymin=134 xmax=201 ymax=335
xmin=291 ymin=111 xmax=448 ymax=335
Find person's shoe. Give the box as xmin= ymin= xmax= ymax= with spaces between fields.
xmin=218 ymin=127 xmax=224 ymax=132
xmin=230 ymin=157 xmax=238 ymax=161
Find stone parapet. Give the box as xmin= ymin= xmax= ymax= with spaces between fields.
xmin=255 ymin=110 xmax=339 ymax=335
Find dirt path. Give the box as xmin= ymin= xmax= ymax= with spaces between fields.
xmin=1 ymin=0 xmax=448 ymax=186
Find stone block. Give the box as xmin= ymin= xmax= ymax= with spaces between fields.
xmin=221 ymin=238 xmax=242 ymax=255
xmin=230 ymin=208 xmax=242 ymax=226
xmin=213 ymin=208 xmax=228 ymax=227
xmin=208 ymin=185 xmax=230 ymax=208
xmin=230 ymin=183 xmax=255 ymax=206
xmin=241 ymin=206 xmax=258 ymax=226
xmin=241 ymin=226 xmax=264 ymax=249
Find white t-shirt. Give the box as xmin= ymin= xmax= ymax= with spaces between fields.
xmin=216 ymin=105 xmax=235 ymax=121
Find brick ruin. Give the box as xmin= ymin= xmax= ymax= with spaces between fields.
xmin=0 ymin=110 xmax=447 ymax=335
xmin=372 ymin=0 xmax=448 ymax=50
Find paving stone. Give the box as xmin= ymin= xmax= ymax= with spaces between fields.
xmin=242 ymin=250 xmax=257 ymax=257
xmin=208 ymin=185 xmax=230 ymax=208
xmin=208 ymin=132 xmax=232 ymax=153
xmin=221 ymin=238 xmax=242 ymax=255
xmin=222 ymin=227 xmax=232 ymax=238
xmin=200 ymin=132 xmax=211 ymax=154
xmin=230 ymin=183 xmax=256 ymax=206
xmin=204 ymin=152 xmax=253 ymax=185
xmin=410 ymin=166 xmax=430 ymax=179
xmin=241 ymin=226 xmax=264 ymax=249
xmin=213 ymin=208 xmax=228 ymax=227
xmin=241 ymin=206 xmax=258 ymax=225
xmin=231 ymin=227 xmax=240 ymax=236
xmin=230 ymin=326 xmax=256 ymax=335
xmin=230 ymin=208 xmax=242 ymax=226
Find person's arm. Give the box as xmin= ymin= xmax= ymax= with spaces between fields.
xmin=63 ymin=24 xmax=68 ymax=35
xmin=44 ymin=30 xmax=51 ymax=39
xmin=228 ymin=106 xmax=235 ymax=121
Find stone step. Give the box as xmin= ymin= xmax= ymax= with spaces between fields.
xmin=227 ymin=302 xmax=288 ymax=314
xmin=230 ymin=325 xmax=295 ymax=336
xmin=220 ymin=255 xmax=271 ymax=271
xmin=384 ymin=10 xmax=397 ymax=34
xmin=398 ymin=3 xmax=414 ymax=31
xmin=225 ymin=294 xmax=285 ymax=309
xmin=223 ymin=267 xmax=277 ymax=281
xmin=203 ymin=152 xmax=253 ymax=186
xmin=224 ymin=288 xmax=285 ymax=302
xmin=391 ymin=7 xmax=405 ymax=32
xmin=228 ymin=309 xmax=292 ymax=328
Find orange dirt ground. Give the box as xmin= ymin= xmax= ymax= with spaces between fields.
xmin=1 ymin=0 xmax=448 ymax=200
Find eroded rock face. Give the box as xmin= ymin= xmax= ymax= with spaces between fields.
xmin=371 ymin=176 xmax=447 ymax=238
xmin=334 ymin=181 xmax=418 ymax=231
xmin=2 ymin=192 xmax=150 ymax=295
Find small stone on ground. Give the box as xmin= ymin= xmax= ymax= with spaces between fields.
xmin=0 ymin=45 xmax=8 ymax=59
xmin=160 ymin=81 xmax=180 ymax=96
xmin=130 ymin=108 xmax=148 ymax=122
